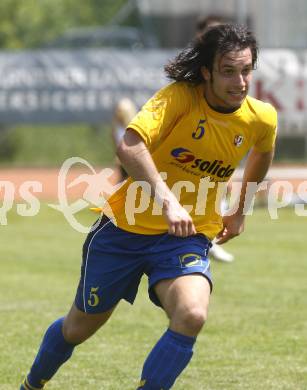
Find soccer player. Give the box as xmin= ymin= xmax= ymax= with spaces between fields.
xmin=196 ymin=13 xmax=236 ymax=263
xmin=20 ymin=24 xmax=277 ymax=389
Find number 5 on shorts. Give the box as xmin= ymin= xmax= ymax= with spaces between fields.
xmin=88 ymin=287 xmax=100 ymax=307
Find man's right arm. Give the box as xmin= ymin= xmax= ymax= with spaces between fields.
xmin=116 ymin=129 xmax=196 ymax=237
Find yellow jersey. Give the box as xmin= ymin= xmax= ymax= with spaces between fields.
xmin=105 ymin=82 xmax=277 ymax=239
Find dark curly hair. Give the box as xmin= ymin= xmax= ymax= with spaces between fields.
xmin=165 ymin=23 xmax=258 ymax=84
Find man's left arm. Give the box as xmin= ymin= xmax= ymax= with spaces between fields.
xmin=216 ymin=147 xmax=274 ymax=244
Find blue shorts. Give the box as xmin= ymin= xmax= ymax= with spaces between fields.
xmin=75 ymin=216 xmax=212 ymax=313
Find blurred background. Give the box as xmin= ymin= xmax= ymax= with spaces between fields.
xmin=0 ymin=0 xmax=306 ymax=169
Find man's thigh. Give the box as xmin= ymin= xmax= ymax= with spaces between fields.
xmin=154 ymin=274 xmax=211 ymax=319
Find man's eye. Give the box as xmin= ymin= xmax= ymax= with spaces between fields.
xmin=242 ymin=68 xmax=252 ymax=75
xmin=223 ymin=69 xmax=234 ymax=76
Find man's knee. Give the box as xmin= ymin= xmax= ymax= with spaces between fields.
xmin=172 ymin=305 xmax=208 ymax=335
xmin=62 ymin=320 xmax=89 ymax=344
xmin=62 ymin=304 xmax=115 ymax=344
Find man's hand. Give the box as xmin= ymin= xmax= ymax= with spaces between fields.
xmin=162 ymin=201 xmax=196 ymax=237
xmin=215 ymin=213 xmax=245 ymax=244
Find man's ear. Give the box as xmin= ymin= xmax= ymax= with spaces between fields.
xmin=201 ymin=66 xmax=211 ymax=82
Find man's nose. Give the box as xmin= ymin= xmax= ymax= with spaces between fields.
xmin=234 ymin=73 xmax=246 ymax=87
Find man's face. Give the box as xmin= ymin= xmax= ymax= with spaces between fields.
xmin=202 ymin=47 xmax=253 ymax=111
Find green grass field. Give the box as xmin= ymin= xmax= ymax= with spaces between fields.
xmin=1 ymin=206 xmax=307 ymax=389
xmin=0 ymin=124 xmax=114 ymax=167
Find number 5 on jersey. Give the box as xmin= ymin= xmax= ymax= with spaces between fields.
xmin=192 ymin=119 xmax=206 ymax=140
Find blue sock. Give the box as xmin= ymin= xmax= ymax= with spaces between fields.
xmin=138 ymin=328 xmax=196 ymax=390
xmin=25 ymin=317 xmax=75 ymax=389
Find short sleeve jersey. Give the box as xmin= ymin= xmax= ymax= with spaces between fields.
xmin=105 ymin=82 xmax=277 ymax=239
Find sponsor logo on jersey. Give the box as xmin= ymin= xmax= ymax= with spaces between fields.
xmin=171 ymin=147 xmax=195 ymax=163
xmin=171 ymin=147 xmax=235 ymax=179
